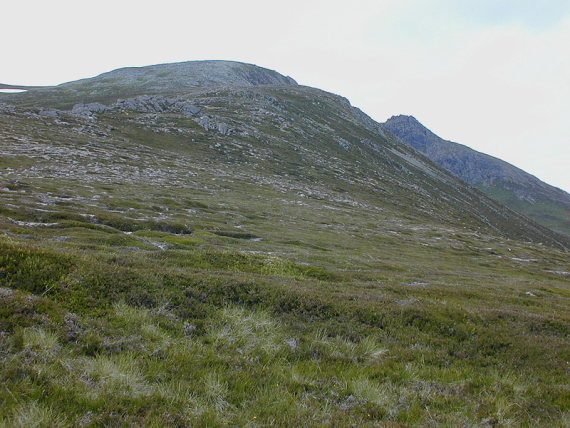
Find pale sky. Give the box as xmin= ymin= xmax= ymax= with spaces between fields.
xmin=2 ymin=0 xmax=569 ymax=192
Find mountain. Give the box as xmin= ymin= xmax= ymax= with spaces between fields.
xmin=2 ymin=64 xmax=567 ymax=249
xmin=383 ymin=114 xmax=570 ymax=236
xmin=1 ymin=61 xmax=570 ymax=427
xmin=2 ymin=60 xmax=297 ymax=108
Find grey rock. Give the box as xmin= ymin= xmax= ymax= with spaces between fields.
xmin=334 ymin=136 xmax=351 ymax=150
xmin=0 ymin=287 xmax=14 ymax=299
xmin=38 ymin=109 xmax=59 ymax=118
xmin=113 ymin=96 xmax=201 ymax=117
xmin=284 ymin=338 xmax=299 ymax=350
xmin=72 ymin=102 xmax=109 ymax=116
xmin=183 ymin=322 xmax=197 ymax=336
xmin=0 ymin=103 xmax=15 ymax=113
xmin=216 ymin=122 xmax=231 ymax=135
xmin=176 ymin=102 xmax=201 ymax=117
xmin=195 ymin=115 xmax=233 ymax=135
xmin=196 ymin=116 xmax=214 ymax=130
xmin=64 ymin=312 xmax=83 ymax=341
xmin=78 ymin=411 xmax=94 ymax=428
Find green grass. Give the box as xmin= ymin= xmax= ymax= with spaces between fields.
xmin=1 ymin=229 xmax=570 ymax=427
xmin=479 ymin=184 xmax=570 ymax=237
xmin=1 ymin=84 xmax=570 ymax=426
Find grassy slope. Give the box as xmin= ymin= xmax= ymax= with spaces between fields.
xmin=1 ymin=87 xmax=570 ymax=427
xmin=480 ymin=184 xmax=570 ymax=238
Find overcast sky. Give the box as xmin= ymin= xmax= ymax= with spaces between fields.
xmin=2 ymin=0 xmax=569 ymax=192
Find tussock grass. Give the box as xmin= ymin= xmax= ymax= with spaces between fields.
xmin=308 ymin=329 xmax=386 ymax=363
xmin=0 ymin=401 xmax=70 ymax=428
xmin=17 ymin=327 xmax=60 ymax=352
xmin=206 ymin=306 xmax=284 ymax=355
xmin=2 ymin=235 xmax=570 ymax=426
xmin=88 ymin=353 xmax=153 ymax=398
xmin=2 ymin=129 xmax=570 ymax=428
xmin=350 ymin=377 xmax=396 ymax=407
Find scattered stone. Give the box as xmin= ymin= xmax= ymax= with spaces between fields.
xmin=183 ymin=322 xmax=197 ymax=337
xmin=339 ymin=394 xmax=360 ymax=411
xmin=396 ymin=298 xmax=417 ymax=306
xmin=0 ymin=102 xmax=14 ymax=112
xmin=335 ymin=136 xmax=351 ymax=150
xmin=0 ymin=288 xmax=14 ymax=299
xmin=511 ymin=257 xmax=537 ymax=262
xmin=284 ymin=338 xmax=299 ymax=350
xmin=65 ymin=313 xmax=83 ymax=341
xmin=525 ymin=291 xmax=537 ymax=297
xmin=546 ymin=270 xmax=570 ymax=276
xmin=39 ymin=109 xmax=59 ymax=118
xmin=408 ymin=281 xmax=428 ymax=287
xmin=8 ymin=218 xmax=59 ymax=227
xmin=478 ymin=417 xmax=499 ymax=428
xmin=78 ymin=411 xmax=94 ymax=427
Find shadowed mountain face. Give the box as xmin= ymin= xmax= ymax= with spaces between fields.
xmin=383 ymin=115 xmax=570 ymax=236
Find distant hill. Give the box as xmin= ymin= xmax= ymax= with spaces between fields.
xmin=383 ymin=115 xmax=570 ymax=236
xmin=0 ymin=61 xmax=297 ymax=108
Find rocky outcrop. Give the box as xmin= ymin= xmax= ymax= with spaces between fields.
xmin=114 ymin=96 xmax=174 ymax=113
xmin=178 ymin=102 xmax=201 ymax=117
xmin=71 ymin=103 xmax=109 ymax=117
xmin=70 ymin=96 xmax=202 ymax=119
xmin=195 ymin=115 xmax=233 ymax=135
xmin=113 ymin=96 xmax=201 ymax=117
xmin=0 ymin=103 xmax=15 ymax=113
xmin=38 ymin=109 xmax=59 ymax=118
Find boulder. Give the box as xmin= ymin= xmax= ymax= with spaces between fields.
xmin=39 ymin=109 xmax=59 ymax=118
xmin=71 ymin=103 xmax=109 ymax=116
xmin=176 ymin=102 xmax=201 ymax=117
xmin=195 ymin=115 xmax=233 ymax=135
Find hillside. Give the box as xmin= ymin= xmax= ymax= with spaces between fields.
xmin=383 ymin=115 xmax=570 ymax=236
xmin=1 ymin=61 xmax=297 ymax=109
xmin=1 ymin=61 xmax=570 ymax=427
